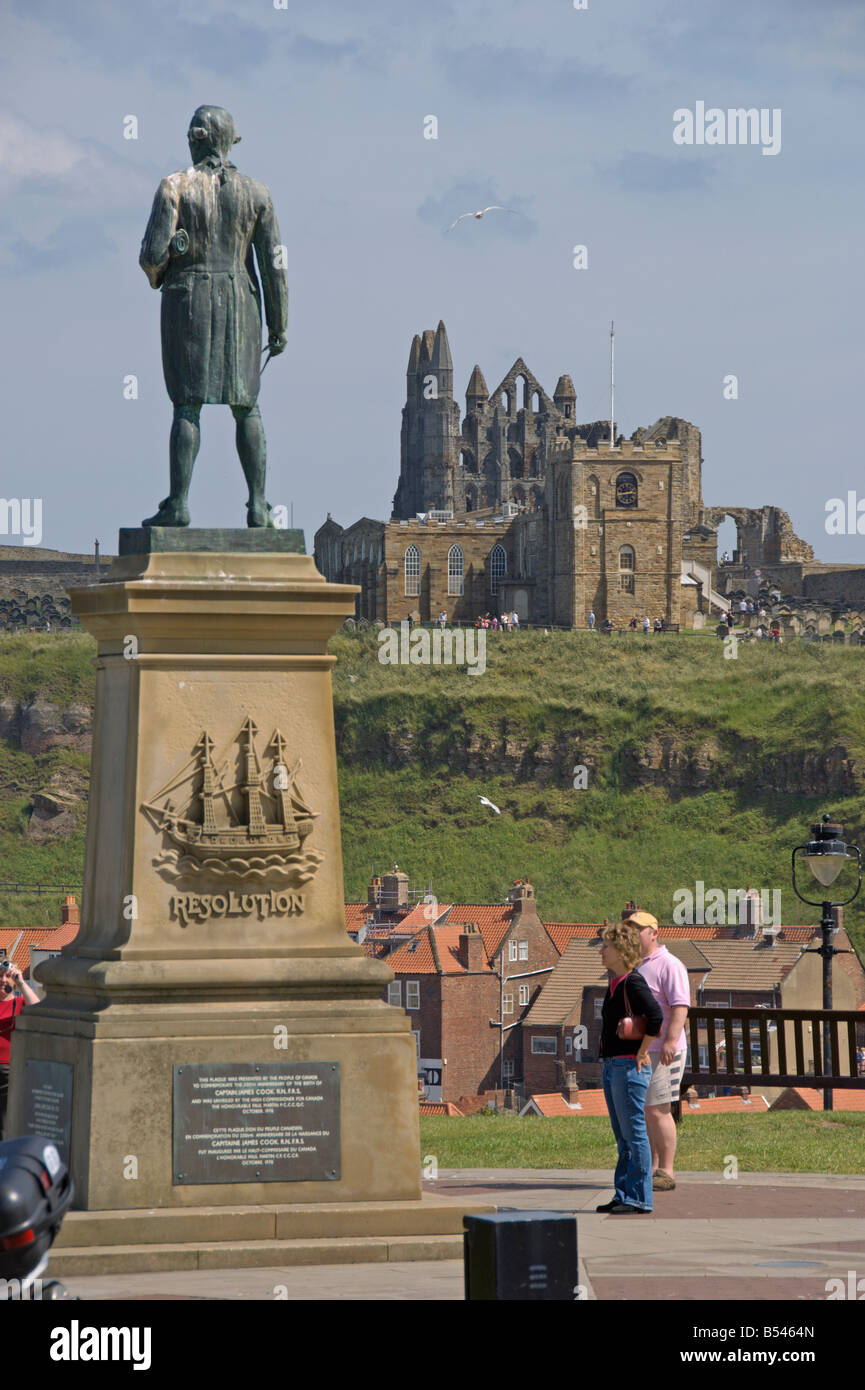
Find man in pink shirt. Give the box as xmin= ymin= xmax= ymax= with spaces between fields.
xmin=627 ymin=910 xmax=690 ymax=1191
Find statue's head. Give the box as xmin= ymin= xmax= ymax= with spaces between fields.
xmin=187 ymin=106 xmax=241 ymax=163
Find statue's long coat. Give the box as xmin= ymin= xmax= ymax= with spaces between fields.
xmin=140 ymin=156 xmax=287 ymax=406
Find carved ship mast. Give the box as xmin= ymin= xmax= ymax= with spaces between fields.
xmin=143 ymin=720 xmax=316 ymax=860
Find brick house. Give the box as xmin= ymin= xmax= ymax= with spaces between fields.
xmin=373 ymin=881 xmax=562 ymax=1103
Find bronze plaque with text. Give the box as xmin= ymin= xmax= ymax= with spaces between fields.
xmin=172 ymin=1062 xmax=340 ymax=1185
xmin=20 ymin=1060 xmax=74 ymax=1164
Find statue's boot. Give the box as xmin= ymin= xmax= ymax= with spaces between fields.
xmin=247 ymin=495 xmax=275 ymax=529
xmin=142 ymin=496 xmax=191 ymax=528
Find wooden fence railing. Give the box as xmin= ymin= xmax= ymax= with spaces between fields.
xmin=682 ymin=1007 xmax=865 ymax=1091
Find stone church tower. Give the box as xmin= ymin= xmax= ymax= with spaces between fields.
xmin=393 ymin=322 xmax=461 ymax=517
xmin=392 ymin=321 xmax=581 ymax=519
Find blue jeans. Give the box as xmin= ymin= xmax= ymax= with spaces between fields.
xmin=602 ymin=1057 xmax=653 ymax=1211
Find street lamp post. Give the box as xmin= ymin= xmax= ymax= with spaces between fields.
xmin=792 ymin=814 xmax=862 ymax=1110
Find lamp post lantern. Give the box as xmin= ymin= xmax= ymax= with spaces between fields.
xmin=792 ymin=814 xmax=862 ymax=1110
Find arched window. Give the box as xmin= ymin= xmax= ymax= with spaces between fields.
xmin=501 ymin=391 xmax=510 ymax=413
xmin=465 ymin=484 xmax=477 ymax=513
xmin=532 ymin=391 xmax=541 ymax=413
xmin=516 ymin=376 xmax=527 ymax=412
xmin=490 ymin=543 xmax=507 ymax=594
xmin=529 ymin=450 xmax=539 ymax=477
xmin=619 ymin=545 xmax=635 ymax=593
xmin=447 ymin=544 xmax=464 ymax=596
xmin=509 ymin=448 xmax=524 ymax=479
xmin=460 ymin=449 xmax=476 ymax=473
xmin=405 ymin=545 xmax=420 ymax=597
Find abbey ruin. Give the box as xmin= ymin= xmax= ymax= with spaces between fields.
xmin=316 ymin=322 xmax=865 ymax=634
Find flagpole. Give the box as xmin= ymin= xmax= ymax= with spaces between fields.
xmin=610 ymin=320 xmax=615 ymax=448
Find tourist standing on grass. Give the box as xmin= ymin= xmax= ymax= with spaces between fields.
xmin=597 ymin=921 xmax=663 ymax=1215
xmin=626 ymin=910 xmax=690 ymax=1193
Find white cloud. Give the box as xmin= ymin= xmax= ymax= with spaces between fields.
xmin=0 ymin=108 xmax=152 ymax=202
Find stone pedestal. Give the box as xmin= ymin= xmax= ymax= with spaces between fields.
xmin=7 ymin=535 xmax=423 ymax=1214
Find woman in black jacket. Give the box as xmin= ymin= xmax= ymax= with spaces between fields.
xmin=596 ymin=920 xmax=663 ymax=1213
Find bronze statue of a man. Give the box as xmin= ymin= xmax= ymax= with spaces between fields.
xmin=139 ymin=106 xmax=288 ymax=528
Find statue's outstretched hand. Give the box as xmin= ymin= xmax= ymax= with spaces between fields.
xmin=267 ymin=332 xmax=287 ymax=357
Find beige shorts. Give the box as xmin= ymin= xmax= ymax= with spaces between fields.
xmin=644 ymin=1050 xmax=685 ymax=1107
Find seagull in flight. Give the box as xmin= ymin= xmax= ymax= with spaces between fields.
xmin=447 ymin=206 xmax=516 ymax=232
xmin=479 ymin=795 xmax=501 ymax=815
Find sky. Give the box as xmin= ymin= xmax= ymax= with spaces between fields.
xmin=0 ymin=0 xmax=863 ymax=559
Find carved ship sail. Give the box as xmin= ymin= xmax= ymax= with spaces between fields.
xmin=143 ymin=720 xmax=317 ymax=861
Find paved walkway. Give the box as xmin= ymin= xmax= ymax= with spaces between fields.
xmin=61 ymin=1169 xmax=865 ymax=1301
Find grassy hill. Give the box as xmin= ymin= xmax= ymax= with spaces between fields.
xmin=1 ymin=627 xmax=864 ymax=954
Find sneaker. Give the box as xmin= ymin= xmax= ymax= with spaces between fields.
xmin=653 ymin=1169 xmax=676 ymax=1191
xmin=608 ymin=1204 xmax=652 ymax=1214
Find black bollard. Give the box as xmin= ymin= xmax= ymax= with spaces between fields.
xmin=464 ymin=1211 xmax=579 ymax=1301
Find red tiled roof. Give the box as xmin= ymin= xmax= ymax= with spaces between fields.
xmin=419 ymin=1102 xmax=464 ymax=1116
xmin=395 ymin=902 xmax=454 ymax=931
xmin=437 ymin=904 xmax=514 ymax=961
xmin=344 ymin=904 xmax=369 ymax=932
xmin=658 ymin=926 xmax=816 ymax=942
xmin=545 ymin=924 xmax=602 ymax=953
xmin=681 ymin=1094 xmax=770 ymax=1114
xmin=0 ymin=924 xmax=79 ymax=974
xmin=386 ymin=927 xmax=440 ymax=974
xmin=523 ymin=1090 xmax=610 ymax=1117
xmin=524 ymin=1091 xmax=771 ymax=1118
xmin=387 ymin=923 xmax=499 ymax=975
xmin=775 ymin=1087 xmax=865 ymax=1112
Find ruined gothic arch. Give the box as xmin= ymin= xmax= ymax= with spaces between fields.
xmin=509 ymin=447 xmax=525 ymax=479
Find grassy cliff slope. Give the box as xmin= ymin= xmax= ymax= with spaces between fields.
xmin=1 ymin=629 xmax=863 ymax=952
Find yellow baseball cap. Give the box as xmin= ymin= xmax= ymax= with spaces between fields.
xmin=623 ymin=910 xmax=658 ymax=932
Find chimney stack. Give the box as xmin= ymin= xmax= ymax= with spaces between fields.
xmin=61 ymin=894 xmax=79 ymax=927
xmin=379 ymin=865 xmax=410 ymax=914
xmin=563 ymin=1070 xmax=580 ymax=1106
xmin=456 ymin=922 xmax=485 ymax=972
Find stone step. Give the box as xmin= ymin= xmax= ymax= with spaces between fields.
xmin=54 ymin=1196 xmax=491 ymax=1251
xmin=48 ymin=1233 xmax=465 ymax=1277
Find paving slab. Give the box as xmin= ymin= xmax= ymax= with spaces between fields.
xmin=52 ymin=1168 xmax=865 ymax=1302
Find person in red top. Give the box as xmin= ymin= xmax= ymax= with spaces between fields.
xmin=0 ymin=959 xmax=39 ymax=1139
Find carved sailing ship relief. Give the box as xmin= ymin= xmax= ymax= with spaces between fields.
xmin=142 ymin=717 xmax=324 ymax=886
